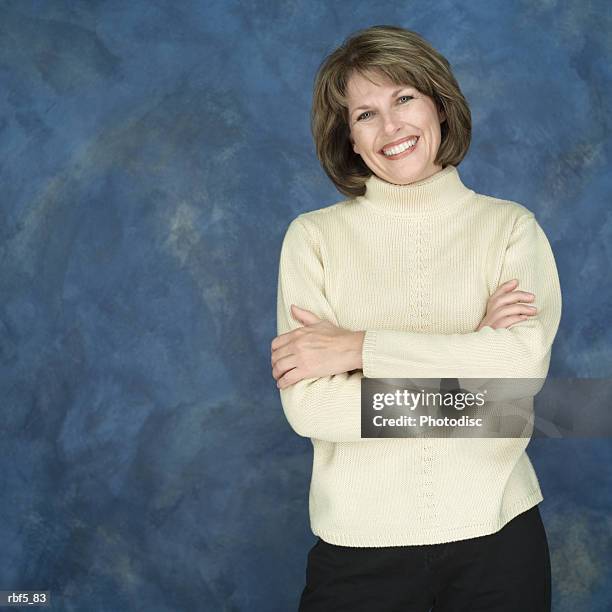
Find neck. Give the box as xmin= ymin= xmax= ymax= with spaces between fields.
xmin=358 ymin=164 xmax=474 ymax=217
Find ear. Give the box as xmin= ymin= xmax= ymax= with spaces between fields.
xmin=349 ymin=130 xmax=361 ymax=154
xmin=438 ymin=105 xmax=447 ymax=124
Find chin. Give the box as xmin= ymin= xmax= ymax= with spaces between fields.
xmin=385 ymin=165 xmax=426 ymax=183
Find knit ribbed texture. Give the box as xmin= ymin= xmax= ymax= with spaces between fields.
xmin=276 ymin=164 xmax=562 ymax=546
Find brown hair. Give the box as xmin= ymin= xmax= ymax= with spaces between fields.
xmin=311 ymin=25 xmax=471 ymax=198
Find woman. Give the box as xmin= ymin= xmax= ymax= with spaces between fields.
xmin=271 ymin=25 xmax=561 ymax=611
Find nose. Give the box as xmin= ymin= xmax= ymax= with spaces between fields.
xmin=380 ymin=109 xmax=403 ymax=134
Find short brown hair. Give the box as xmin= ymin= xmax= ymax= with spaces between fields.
xmin=311 ymin=25 xmax=472 ymax=198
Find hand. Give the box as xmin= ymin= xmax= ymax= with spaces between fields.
xmin=271 ymin=305 xmax=364 ymax=389
xmin=476 ymin=279 xmax=537 ymax=331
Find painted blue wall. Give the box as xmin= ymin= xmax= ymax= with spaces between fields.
xmin=0 ymin=1 xmax=610 ymax=610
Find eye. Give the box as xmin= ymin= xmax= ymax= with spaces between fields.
xmin=356 ymin=95 xmax=414 ymax=122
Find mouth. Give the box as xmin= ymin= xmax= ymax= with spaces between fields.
xmin=379 ymin=136 xmax=420 ymax=159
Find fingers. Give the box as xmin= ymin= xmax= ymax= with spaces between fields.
xmin=490 ymin=278 xmax=519 ymax=299
xmin=494 ymin=314 xmax=532 ymax=329
xmin=495 ymin=291 xmax=535 ymax=309
xmin=272 ymin=353 xmax=297 ymax=381
xmin=491 ymin=280 xmax=534 ymax=301
xmin=489 ymin=304 xmax=537 ymax=329
xmin=277 ymin=367 xmax=300 ymax=389
xmin=489 ymin=279 xmax=536 ymax=316
xmin=271 ymin=332 xmax=292 ymax=351
xmin=493 ymin=303 xmax=538 ymax=319
xmin=271 ymin=326 xmax=306 ymax=352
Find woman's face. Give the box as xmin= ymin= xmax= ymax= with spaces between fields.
xmin=346 ymin=70 xmax=446 ymax=185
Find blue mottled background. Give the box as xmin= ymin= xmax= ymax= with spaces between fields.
xmin=0 ymin=0 xmax=610 ymax=610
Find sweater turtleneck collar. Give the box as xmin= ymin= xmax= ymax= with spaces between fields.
xmin=358 ymin=164 xmax=474 ymax=217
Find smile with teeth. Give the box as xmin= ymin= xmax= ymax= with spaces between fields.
xmin=382 ymin=137 xmax=419 ymax=156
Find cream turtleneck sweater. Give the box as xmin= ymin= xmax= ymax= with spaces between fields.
xmin=276 ymin=164 xmax=562 ymax=547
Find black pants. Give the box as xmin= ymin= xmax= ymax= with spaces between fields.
xmin=298 ymin=505 xmax=551 ymax=611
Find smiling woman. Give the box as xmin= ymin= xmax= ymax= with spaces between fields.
xmin=346 ymin=74 xmax=444 ymax=184
xmin=309 ymin=25 xmax=471 ymax=196
xmin=273 ymin=24 xmax=560 ymax=612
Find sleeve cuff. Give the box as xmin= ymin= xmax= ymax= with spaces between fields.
xmin=361 ymin=330 xmax=378 ymax=378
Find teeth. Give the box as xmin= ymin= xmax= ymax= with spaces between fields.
xmin=383 ymin=137 xmax=418 ymax=156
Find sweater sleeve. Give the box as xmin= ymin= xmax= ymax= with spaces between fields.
xmin=276 ymin=217 xmax=371 ymax=442
xmin=362 ymin=213 xmax=563 ymax=380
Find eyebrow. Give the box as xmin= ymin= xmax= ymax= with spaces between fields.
xmin=351 ymin=87 xmax=413 ymax=115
